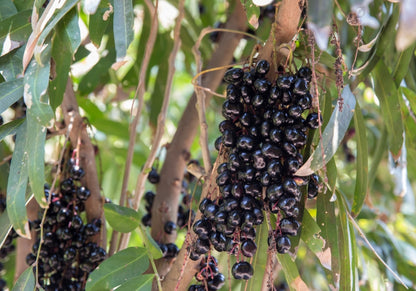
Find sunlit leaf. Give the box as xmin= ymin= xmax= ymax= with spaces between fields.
xmin=6 ymin=119 xmax=30 ymax=238
xmin=113 ymin=0 xmax=133 ymax=61
xmin=139 ymin=226 xmax=163 ymax=260
xmin=295 ymin=85 xmax=356 ymax=176
xmin=11 ymin=267 xmax=35 ymax=291
xmin=373 ymin=60 xmax=404 ymax=160
xmin=240 ymin=0 xmax=260 ymax=29
xmin=49 ymin=8 xmax=80 ymax=110
xmin=277 ymin=254 xmax=308 ymax=291
xmin=301 ymin=210 xmax=324 ymax=254
xmin=113 ymin=274 xmax=154 ymax=291
xmin=351 ymin=101 xmax=368 ymax=216
xmin=103 ymin=203 xmax=141 ymax=233
xmin=86 ymin=247 xmax=149 ymax=291
xmin=26 ymin=114 xmax=47 ymax=208
xmin=0 ymin=78 xmax=23 ymax=114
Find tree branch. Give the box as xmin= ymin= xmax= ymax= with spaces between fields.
xmin=61 ymin=79 xmax=106 ymax=247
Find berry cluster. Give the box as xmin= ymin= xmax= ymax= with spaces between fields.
xmin=188 ymin=256 xmax=225 ymax=291
xmin=0 ymin=195 xmax=17 ymax=291
xmin=190 ymin=60 xmax=320 ymax=286
xmin=27 ymin=158 xmax=106 ymax=291
xmin=142 ymin=165 xmax=196 ymax=259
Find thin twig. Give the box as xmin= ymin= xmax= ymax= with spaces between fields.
xmin=114 ymin=0 xmax=159 ymax=253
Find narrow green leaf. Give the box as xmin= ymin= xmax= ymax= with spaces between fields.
xmin=373 ymin=60 xmax=404 ymax=160
xmin=0 ymin=45 xmax=23 ymax=82
xmin=86 ymin=247 xmax=149 ymax=291
xmin=113 ymin=274 xmax=154 ymax=291
xmin=0 ymin=0 xmax=17 ymax=21
xmin=35 ymin=0 xmax=79 ymax=53
xmin=24 ymin=56 xmax=54 ymax=126
xmin=296 ymin=85 xmax=356 ymax=176
xmin=26 ymin=114 xmax=47 ymax=208
xmin=0 ymin=118 xmax=24 ymax=142
xmin=367 ymin=126 xmax=387 ymax=191
xmin=49 ymin=8 xmax=80 ymax=110
xmin=276 ymin=254 xmax=308 ymax=291
xmin=301 ymin=210 xmax=324 ymax=254
xmin=6 ymin=119 xmax=30 ymax=238
xmin=307 ymin=0 xmax=332 ymax=50
xmin=89 ymin=0 xmax=111 ymax=46
xmin=246 ymin=221 xmax=268 ymax=291
xmin=113 ymin=0 xmax=134 ymax=61
xmin=351 ymin=101 xmax=368 ymax=216
xmin=0 ymin=10 xmax=32 ymax=51
xmin=12 ymin=267 xmax=35 ymax=291
xmin=0 ymin=210 xmax=12 ymax=248
xmin=0 ymin=78 xmax=23 ymax=114
xmin=393 ymin=43 xmax=416 ymax=87
xmin=139 ymin=226 xmax=163 ymax=259
xmin=104 ymin=203 xmax=141 ymax=233
xmin=335 ymin=192 xmax=358 ymax=291
xmin=240 ymin=0 xmax=260 ymax=29
xmin=149 ymin=62 xmax=168 ymax=128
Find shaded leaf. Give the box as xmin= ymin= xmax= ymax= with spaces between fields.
xmin=49 ymin=8 xmax=80 ymax=110
xmin=276 ymin=254 xmax=308 ymax=291
xmin=373 ymin=60 xmax=404 ymax=160
xmin=295 ymin=85 xmax=356 ymax=176
xmin=89 ymin=0 xmax=111 ymax=46
xmin=307 ymin=0 xmax=332 ymax=50
xmin=351 ymin=101 xmax=368 ymax=216
xmin=0 ymin=210 xmax=12 ymax=249
xmin=86 ymin=247 xmax=149 ymax=291
xmin=12 ymin=266 xmax=35 ymax=291
xmin=0 ymin=0 xmax=17 ymax=21
xmin=6 ymin=119 xmax=30 ymax=238
xmin=240 ymin=0 xmax=260 ymax=29
xmin=149 ymin=61 xmax=168 ymax=129
xmin=0 ymin=45 xmax=23 ymax=81
xmin=113 ymin=274 xmax=154 ymax=291
xmin=393 ymin=43 xmax=416 ymax=87
xmin=0 ymin=118 xmax=24 ymax=142
xmin=0 ymin=78 xmax=23 ymax=114
xmin=104 ymin=203 xmax=141 ymax=233
xmin=0 ymin=10 xmax=32 ymax=54
xmin=139 ymin=226 xmax=163 ymax=259
xmin=26 ymin=114 xmax=47 ymax=208
xmin=113 ymin=0 xmax=133 ymax=61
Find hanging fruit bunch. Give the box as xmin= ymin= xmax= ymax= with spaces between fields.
xmin=26 ymin=148 xmax=106 ymax=290
xmin=188 ymin=59 xmax=321 ymax=289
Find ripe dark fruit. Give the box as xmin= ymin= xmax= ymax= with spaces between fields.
xmin=276 ymin=235 xmax=291 ymax=254
xmin=232 ymin=261 xmax=253 ymax=280
xmin=148 ymin=167 xmax=160 ymax=184
xmin=70 ymin=165 xmax=85 ymax=180
xmin=306 ymin=112 xmax=321 ymax=129
xmin=240 ymin=239 xmax=257 ymax=257
xmin=164 ymin=221 xmax=177 ymax=234
xmin=224 ymin=68 xmax=244 ymax=84
xmin=256 ymin=59 xmax=270 ymax=75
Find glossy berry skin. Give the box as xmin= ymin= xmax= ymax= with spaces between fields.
xmin=164 ymin=243 xmax=179 ymax=258
xmin=224 ymin=68 xmax=244 ymax=84
xmin=70 ymin=165 xmax=85 ymax=180
xmin=280 ymin=218 xmax=301 ymax=236
xmin=256 ymin=60 xmax=270 ymax=75
xmin=207 ymin=273 xmax=226 ymax=290
xmin=276 ymin=235 xmax=291 ymax=254
xmin=148 ymin=167 xmax=160 ymax=184
xmin=232 ymin=261 xmax=253 ymax=280
xmin=306 ymin=112 xmax=321 ymax=129
xmin=164 ymin=221 xmax=177 ymax=234
xmin=240 ymin=239 xmax=257 ymax=257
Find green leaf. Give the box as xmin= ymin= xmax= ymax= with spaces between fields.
xmin=240 ymin=0 xmax=260 ymax=29
xmin=12 ymin=267 xmax=35 ymax=291
xmin=103 ymin=203 xmax=141 ymax=233
xmin=0 ymin=118 xmax=24 ymax=142
xmin=113 ymin=274 xmax=154 ymax=291
xmin=85 ymin=247 xmax=149 ymax=291
xmin=296 ymin=85 xmax=356 ymax=176
xmin=246 ymin=221 xmax=268 ymax=291
xmin=307 ymin=0 xmax=332 ymax=50
xmin=26 ymin=114 xmax=47 ymax=208
xmin=393 ymin=43 xmax=416 ymax=87
xmin=277 ymin=254 xmax=308 ymax=291
xmin=89 ymin=0 xmax=111 ymax=46
xmin=301 ymin=210 xmax=324 ymax=254
xmin=139 ymin=226 xmax=163 ymax=259
xmin=351 ymin=101 xmax=368 ymax=216
xmin=373 ymin=60 xmax=404 ymax=160
xmin=113 ymin=0 xmax=133 ymax=61
xmin=24 ymin=56 xmax=54 ymax=127
xmin=6 ymin=119 xmax=30 ymax=238
xmin=0 ymin=210 xmax=12 ymax=248
xmin=0 ymin=0 xmax=17 ymax=21
xmin=0 ymin=10 xmax=32 ymax=52
xmin=149 ymin=62 xmax=168 ymax=128
xmin=0 ymin=78 xmax=23 ymax=114
xmin=0 ymin=45 xmax=24 ymax=81
xmin=49 ymin=8 xmax=80 ymax=110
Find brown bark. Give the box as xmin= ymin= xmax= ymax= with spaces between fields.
xmin=61 ymin=79 xmax=106 ymax=247
xmin=150 ymin=0 xmax=247 ymax=244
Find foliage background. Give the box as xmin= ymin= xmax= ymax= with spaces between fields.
xmin=0 ymin=0 xmax=416 ymax=290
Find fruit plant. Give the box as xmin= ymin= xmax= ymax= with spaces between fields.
xmin=0 ymin=0 xmax=416 ymax=290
